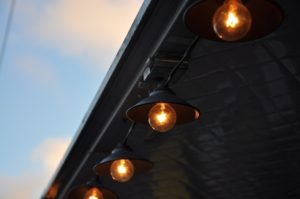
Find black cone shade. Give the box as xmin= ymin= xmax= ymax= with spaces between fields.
xmin=68 ymin=179 xmax=118 ymax=199
xmin=93 ymin=144 xmax=153 ymax=176
xmin=184 ymin=0 xmax=283 ymax=42
xmin=126 ymin=88 xmax=200 ymax=124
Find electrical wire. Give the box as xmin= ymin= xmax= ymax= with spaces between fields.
xmin=163 ymin=35 xmax=200 ymax=87
xmin=0 ymin=0 xmax=16 ymax=73
xmin=123 ymin=122 xmax=136 ymax=144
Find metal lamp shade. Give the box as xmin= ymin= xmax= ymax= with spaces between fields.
xmin=93 ymin=144 xmax=153 ymax=176
xmin=126 ymin=88 xmax=200 ymax=124
xmin=184 ymin=0 xmax=283 ymax=42
xmin=68 ymin=182 xmax=118 ymax=199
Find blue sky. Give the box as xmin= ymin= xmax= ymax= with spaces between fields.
xmin=0 ymin=0 xmax=142 ymax=198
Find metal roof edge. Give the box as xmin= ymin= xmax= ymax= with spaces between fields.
xmin=41 ymin=0 xmax=191 ymax=198
xmin=41 ymin=1 xmax=152 ymax=198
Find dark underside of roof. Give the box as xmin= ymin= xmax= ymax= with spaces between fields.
xmin=43 ymin=0 xmax=300 ymax=198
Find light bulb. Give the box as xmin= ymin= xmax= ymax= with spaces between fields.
xmin=110 ymin=159 xmax=134 ymax=182
xmin=212 ymin=0 xmax=252 ymax=41
xmin=84 ymin=187 xmax=103 ymax=199
xmin=148 ymin=103 xmax=177 ymax=132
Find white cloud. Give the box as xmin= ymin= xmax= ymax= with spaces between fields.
xmin=0 ymin=137 xmax=71 ymax=199
xmin=0 ymin=1 xmax=143 ymax=198
xmin=0 ymin=172 xmax=43 ymax=199
xmin=31 ymin=137 xmax=71 ymax=175
xmin=14 ymin=55 xmax=58 ymax=88
xmin=16 ymin=0 xmax=143 ymax=72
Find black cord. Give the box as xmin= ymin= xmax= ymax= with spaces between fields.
xmin=162 ymin=35 xmax=200 ymax=87
xmin=0 ymin=0 xmax=16 ymax=73
xmin=122 ymin=122 xmax=136 ymax=144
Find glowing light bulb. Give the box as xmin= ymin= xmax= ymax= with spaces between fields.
xmin=84 ymin=187 xmax=103 ymax=199
xmin=212 ymin=0 xmax=252 ymax=41
xmin=110 ymin=159 xmax=134 ymax=182
xmin=148 ymin=103 xmax=177 ymax=133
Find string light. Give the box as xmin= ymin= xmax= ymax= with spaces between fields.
xmin=213 ymin=0 xmax=252 ymax=41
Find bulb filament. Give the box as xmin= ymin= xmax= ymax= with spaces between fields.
xmin=89 ymin=196 xmax=98 ymax=199
xmin=156 ymin=104 xmax=168 ymax=124
xmin=226 ymin=9 xmax=239 ymax=28
xmin=117 ymin=160 xmax=128 ymax=174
